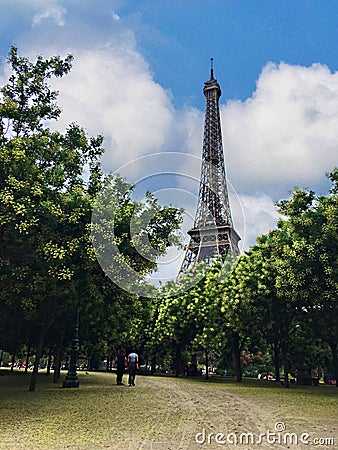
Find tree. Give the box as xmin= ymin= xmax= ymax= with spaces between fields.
xmin=221 ymin=169 xmax=337 ymax=387
xmin=221 ymin=245 xmax=287 ymax=383
xmin=0 ymin=47 xmax=105 ymax=390
xmin=276 ymin=169 xmax=338 ymax=385
xmin=151 ymin=260 xmax=233 ymax=377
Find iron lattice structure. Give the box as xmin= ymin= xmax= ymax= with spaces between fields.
xmin=177 ymin=64 xmax=240 ymax=278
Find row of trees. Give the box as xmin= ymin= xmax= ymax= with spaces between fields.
xmin=148 ymin=169 xmax=337 ymax=387
xmin=0 ymin=48 xmax=181 ymax=390
xmin=0 ymin=48 xmax=336 ymax=390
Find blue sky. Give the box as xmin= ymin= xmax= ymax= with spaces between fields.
xmin=1 ymin=0 xmax=338 ymax=281
xmin=118 ymin=0 xmax=338 ymax=107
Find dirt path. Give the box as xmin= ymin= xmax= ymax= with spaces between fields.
xmin=112 ymin=376 xmax=336 ymax=450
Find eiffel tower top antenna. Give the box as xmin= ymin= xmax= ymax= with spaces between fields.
xmin=210 ymin=57 xmax=214 ymax=79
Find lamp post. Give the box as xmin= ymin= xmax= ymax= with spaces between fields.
xmin=62 ymin=309 xmax=80 ymax=388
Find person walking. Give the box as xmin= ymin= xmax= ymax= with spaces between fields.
xmin=115 ymin=348 xmax=127 ymax=385
xmin=128 ymin=348 xmax=139 ymax=387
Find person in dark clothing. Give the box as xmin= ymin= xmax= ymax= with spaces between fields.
xmin=115 ymin=348 xmax=127 ymax=385
xmin=127 ymin=348 xmax=139 ymax=386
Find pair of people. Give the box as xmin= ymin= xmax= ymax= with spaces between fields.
xmin=115 ymin=348 xmax=138 ymax=386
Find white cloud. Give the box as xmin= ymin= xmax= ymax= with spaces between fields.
xmin=52 ymin=46 xmax=175 ymax=172
xmin=111 ymin=11 xmax=121 ymax=22
xmin=0 ymin=0 xmax=67 ymax=27
xmin=33 ymin=4 xmax=66 ymax=27
xmin=175 ymin=106 xmax=204 ymax=156
xmin=222 ymin=62 xmax=338 ymax=197
xmin=234 ymin=194 xmax=281 ymax=250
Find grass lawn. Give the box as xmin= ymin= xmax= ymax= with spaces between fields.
xmin=0 ymin=369 xmax=336 ymax=449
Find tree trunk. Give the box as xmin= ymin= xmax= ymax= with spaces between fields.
xmin=86 ymin=355 xmax=91 ymax=372
xmin=46 ymin=346 xmax=53 ymax=376
xmin=150 ymin=355 xmax=156 ymax=375
xmin=53 ymin=331 xmax=64 ymax=383
xmin=10 ymin=353 xmax=15 ymax=372
xmin=328 ymin=340 xmax=338 ymax=388
xmin=231 ymin=332 xmax=242 ymax=382
xmin=29 ymin=328 xmax=45 ymax=391
xmin=272 ymin=342 xmax=281 ymax=382
xmin=281 ymin=343 xmax=289 ymax=388
xmin=25 ymin=343 xmax=31 ymax=374
xmin=53 ymin=351 xmax=61 ymax=383
xmin=174 ymin=345 xmax=182 ymax=377
xmin=205 ymin=348 xmax=209 ymax=381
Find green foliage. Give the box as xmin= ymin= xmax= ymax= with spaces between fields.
xmin=148 ymin=169 xmax=337 ymax=384
xmin=92 ymin=174 xmax=182 ymax=282
xmin=0 ymin=47 xmax=183 ymax=388
xmin=0 ymin=46 xmax=73 ymax=138
xmin=0 ymin=49 xmax=107 ymax=388
xmin=275 ymin=171 xmax=338 ymax=383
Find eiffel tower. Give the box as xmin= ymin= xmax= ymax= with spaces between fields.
xmin=177 ymin=60 xmax=240 ymax=278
